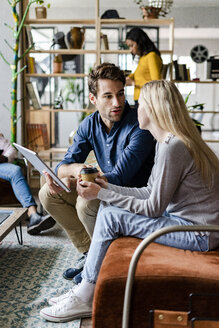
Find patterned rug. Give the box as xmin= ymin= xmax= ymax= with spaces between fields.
xmin=0 ymin=239 xmax=81 ymax=328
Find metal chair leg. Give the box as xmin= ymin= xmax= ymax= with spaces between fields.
xmin=14 ymin=221 xmax=23 ymax=245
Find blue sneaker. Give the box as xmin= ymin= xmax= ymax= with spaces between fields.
xmin=73 ymin=271 xmax=82 ymax=285
xmin=62 ymin=253 xmax=87 ymax=280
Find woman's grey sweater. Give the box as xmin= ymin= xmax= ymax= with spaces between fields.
xmin=98 ymin=136 xmax=219 ymax=250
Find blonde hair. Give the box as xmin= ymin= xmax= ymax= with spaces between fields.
xmin=141 ymin=80 xmax=219 ymax=187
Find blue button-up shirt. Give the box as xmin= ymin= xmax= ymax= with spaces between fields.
xmin=55 ymin=102 xmax=155 ymax=187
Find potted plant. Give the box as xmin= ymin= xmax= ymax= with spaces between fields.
xmin=185 ymin=91 xmax=204 ymax=133
xmin=35 ymin=0 xmax=51 ymax=19
xmin=134 ymin=0 xmax=173 ymax=19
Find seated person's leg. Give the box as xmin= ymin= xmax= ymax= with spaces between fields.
xmin=63 ymin=196 xmax=100 ymax=282
xmin=0 ymin=163 xmax=55 ymax=235
xmin=76 ymin=196 xmax=100 ymax=238
xmin=39 ymin=182 xmax=91 ymax=252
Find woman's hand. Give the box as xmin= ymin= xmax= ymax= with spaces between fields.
xmin=76 ymin=179 xmax=101 ymax=200
xmin=95 ymin=176 xmax=108 ymax=189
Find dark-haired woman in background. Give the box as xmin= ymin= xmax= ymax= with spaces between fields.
xmin=126 ymin=27 xmax=163 ymax=108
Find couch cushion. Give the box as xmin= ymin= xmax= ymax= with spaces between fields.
xmin=92 ymin=237 xmax=219 ymax=328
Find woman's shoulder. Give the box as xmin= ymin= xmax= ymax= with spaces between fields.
xmin=140 ymin=52 xmax=162 ymax=64
xmin=156 ymin=137 xmax=192 ymax=170
xmin=159 ymin=136 xmax=190 ymax=159
xmin=143 ymin=51 xmax=160 ymax=58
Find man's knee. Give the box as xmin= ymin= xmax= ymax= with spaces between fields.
xmin=76 ymin=197 xmax=100 ymax=235
xmin=38 ymin=183 xmax=52 ymax=206
xmin=76 ymin=196 xmax=100 ymax=217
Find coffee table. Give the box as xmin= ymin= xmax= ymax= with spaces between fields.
xmin=0 ymin=207 xmax=28 ymax=245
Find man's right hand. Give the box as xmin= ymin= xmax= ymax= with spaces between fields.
xmin=57 ymin=163 xmax=90 ymax=180
xmin=43 ymin=171 xmax=74 ymax=194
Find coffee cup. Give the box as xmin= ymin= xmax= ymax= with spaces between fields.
xmin=80 ymin=167 xmax=99 ymax=183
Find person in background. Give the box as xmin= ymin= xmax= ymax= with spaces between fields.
xmin=125 ymin=27 xmax=163 ymax=108
xmin=39 ymin=62 xmax=155 ymax=284
xmin=40 ymin=80 xmax=219 ymax=322
xmin=0 ymin=133 xmax=56 ymax=235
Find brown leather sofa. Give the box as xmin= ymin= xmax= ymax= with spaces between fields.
xmin=92 ymin=236 xmax=219 ymax=328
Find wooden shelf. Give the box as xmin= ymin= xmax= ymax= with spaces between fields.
xmin=26 ymin=73 xmax=87 ymax=78
xmin=189 ymin=111 xmax=219 ymax=114
xmin=174 ymin=80 xmax=219 ymax=84
xmin=100 ymin=49 xmax=172 ymax=55
xmin=29 ymin=49 xmax=96 ymax=55
xmin=26 ymin=19 xmax=96 ymax=25
xmin=100 ymin=18 xmax=174 ymax=26
xmin=27 ymin=107 xmax=95 ymax=113
xmin=26 ymin=18 xmax=174 ymax=26
xmin=204 ymin=140 xmax=219 ymax=143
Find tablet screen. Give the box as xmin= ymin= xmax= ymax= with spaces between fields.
xmin=13 ymin=143 xmax=70 ymax=192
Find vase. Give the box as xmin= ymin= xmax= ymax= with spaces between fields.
xmin=35 ymin=6 xmax=47 ymax=19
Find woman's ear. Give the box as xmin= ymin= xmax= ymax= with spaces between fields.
xmin=89 ymin=93 xmax=96 ymax=106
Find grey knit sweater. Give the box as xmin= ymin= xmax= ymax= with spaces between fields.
xmin=98 ymin=136 xmax=219 ymax=250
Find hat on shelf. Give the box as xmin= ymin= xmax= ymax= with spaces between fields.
xmin=101 ymin=9 xmax=124 ymax=19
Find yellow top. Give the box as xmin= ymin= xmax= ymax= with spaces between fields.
xmin=129 ymin=52 xmax=163 ymax=101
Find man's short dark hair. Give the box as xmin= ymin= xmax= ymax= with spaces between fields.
xmin=88 ymin=63 xmax=126 ymax=97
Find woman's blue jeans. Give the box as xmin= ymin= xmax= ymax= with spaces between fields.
xmin=0 ymin=163 xmax=36 ymax=208
xmin=82 ymin=203 xmax=208 ymax=284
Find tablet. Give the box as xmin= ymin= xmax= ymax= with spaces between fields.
xmin=13 ymin=143 xmax=70 ymax=192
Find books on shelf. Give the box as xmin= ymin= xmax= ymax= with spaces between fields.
xmin=26 ymin=56 xmax=36 ymax=74
xmin=25 ymin=26 xmax=34 ymax=49
xmin=26 ymin=81 xmax=41 ymax=110
xmin=173 ymin=60 xmax=190 ymax=81
xmin=162 ymin=63 xmax=170 ymax=79
xmin=26 ymin=123 xmax=50 ymax=151
xmin=173 ymin=60 xmax=180 ymax=80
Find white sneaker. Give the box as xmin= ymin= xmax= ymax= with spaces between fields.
xmin=48 ymin=287 xmax=78 ymax=306
xmin=40 ymin=290 xmax=92 ymax=323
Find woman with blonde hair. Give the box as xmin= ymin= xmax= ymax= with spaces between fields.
xmin=40 ymin=80 xmax=219 ymax=323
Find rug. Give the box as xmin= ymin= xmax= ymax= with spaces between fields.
xmin=0 ymin=240 xmax=81 ymax=328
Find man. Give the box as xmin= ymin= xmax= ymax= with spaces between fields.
xmin=0 ymin=133 xmax=55 ymax=234
xmin=39 ymin=63 xmax=155 ymax=283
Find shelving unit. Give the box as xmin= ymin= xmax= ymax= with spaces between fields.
xmin=174 ymin=80 xmax=219 ymax=144
xmin=21 ymin=0 xmax=174 ymax=149
xmin=20 ymin=1 xmax=175 ymax=185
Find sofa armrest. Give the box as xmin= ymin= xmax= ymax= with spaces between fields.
xmin=122 ymin=224 xmax=219 ymax=328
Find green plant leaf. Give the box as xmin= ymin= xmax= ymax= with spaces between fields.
xmin=184 ymin=90 xmax=192 ymax=104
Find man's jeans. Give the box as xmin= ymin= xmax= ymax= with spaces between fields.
xmin=83 ymin=203 xmax=208 ymax=284
xmin=0 ymin=163 xmax=36 ymax=208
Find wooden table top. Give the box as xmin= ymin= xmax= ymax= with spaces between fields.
xmin=0 ymin=207 xmax=28 ymax=242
